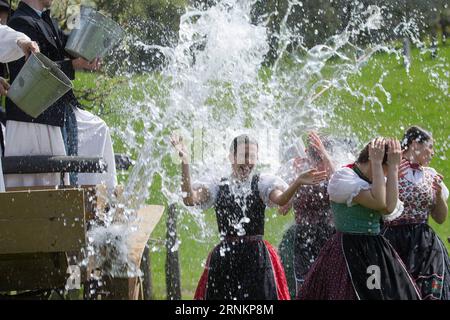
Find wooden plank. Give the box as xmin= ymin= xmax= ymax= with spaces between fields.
xmin=0 ymin=253 xmax=69 ymax=292
xmin=0 ymin=219 xmax=85 ymax=254
xmin=101 ymin=277 xmax=142 ymax=300
xmin=126 ymin=205 xmax=165 ymax=267
xmin=5 ymin=186 xmax=103 ymax=223
xmin=0 ymin=189 xmax=86 ymax=254
xmin=0 ymin=189 xmax=85 ymax=219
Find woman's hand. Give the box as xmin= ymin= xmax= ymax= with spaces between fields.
xmin=369 ymin=137 xmax=386 ymax=164
xmin=308 ymin=131 xmax=327 ymax=159
xmin=432 ymin=173 xmax=444 ymax=197
xmin=386 ymin=138 xmax=402 ymax=168
xmin=295 ymin=168 xmax=328 ymax=185
xmin=398 ymin=158 xmax=410 ymax=178
xmin=170 ymin=133 xmax=189 ymax=164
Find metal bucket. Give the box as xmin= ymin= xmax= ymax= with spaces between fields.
xmin=7 ymin=53 xmax=73 ymax=119
xmin=65 ymin=6 xmax=125 ymax=62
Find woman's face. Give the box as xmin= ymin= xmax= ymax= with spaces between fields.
xmin=230 ymin=143 xmax=258 ymax=181
xmin=411 ymin=139 xmax=434 ymax=166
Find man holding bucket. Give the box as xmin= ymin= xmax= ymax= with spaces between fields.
xmin=0 ymin=0 xmax=39 ymax=192
xmin=4 ymin=0 xmax=117 ymax=192
xmin=0 ymin=0 xmax=39 ymax=97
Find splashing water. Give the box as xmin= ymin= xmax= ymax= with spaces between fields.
xmin=83 ymin=0 xmax=448 ymax=280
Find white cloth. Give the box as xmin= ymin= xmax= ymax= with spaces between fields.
xmin=328 ymin=167 xmax=404 ymax=218
xmin=4 ymin=120 xmax=68 ymax=188
xmin=4 ymin=109 xmax=117 ymax=191
xmin=0 ymin=25 xmax=30 ymax=63
xmin=404 ymin=167 xmax=449 ymax=201
xmin=193 ymin=173 xmax=289 ymax=210
xmin=74 ymin=107 xmax=117 ymax=192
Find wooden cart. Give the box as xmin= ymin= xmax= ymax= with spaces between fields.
xmin=0 ymin=156 xmax=163 ymax=300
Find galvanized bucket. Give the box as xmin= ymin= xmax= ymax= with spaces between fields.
xmin=65 ymin=6 xmax=125 ymax=62
xmin=7 ymin=53 xmax=73 ymax=118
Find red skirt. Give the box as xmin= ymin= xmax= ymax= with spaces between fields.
xmin=195 ymin=240 xmax=290 ymax=300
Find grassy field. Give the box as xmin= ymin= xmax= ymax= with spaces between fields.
xmin=74 ymin=43 xmax=450 ymax=300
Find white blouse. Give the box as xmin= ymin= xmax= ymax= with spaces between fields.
xmin=192 ymin=173 xmax=289 ymax=210
xmin=328 ymin=167 xmax=404 ymax=221
xmin=0 ymin=25 xmax=30 ymax=63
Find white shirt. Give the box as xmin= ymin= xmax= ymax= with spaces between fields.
xmin=192 ymin=173 xmax=289 ymax=210
xmin=0 ymin=25 xmax=31 ymax=63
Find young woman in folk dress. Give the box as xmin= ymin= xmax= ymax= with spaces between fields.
xmin=382 ymin=126 xmax=449 ymax=300
xmin=171 ymin=133 xmax=328 ymax=300
xmin=277 ymin=132 xmax=336 ymax=298
xmin=299 ymin=138 xmax=421 ymax=300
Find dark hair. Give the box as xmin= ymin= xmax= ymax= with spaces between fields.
xmin=357 ymin=140 xmax=389 ymax=164
xmin=401 ymin=126 xmax=432 ymax=150
xmin=229 ymin=134 xmax=258 ymax=158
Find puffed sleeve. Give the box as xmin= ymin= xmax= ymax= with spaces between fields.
xmin=328 ymin=167 xmax=371 ymax=207
xmin=382 ymin=199 xmax=404 ymax=221
xmin=258 ymin=174 xmax=289 ymax=207
xmin=192 ymin=176 xmax=219 ymax=210
xmin=443 ymin=184 xmax=449 ymax=202
xmin=427 ymin=167 xmax=449 ymax=201
xmin=0 ymin=25 xmax=30 ymax=63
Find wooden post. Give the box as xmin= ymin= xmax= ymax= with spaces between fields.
xmin=140 ymin=245 xmax=153 ymax=300
xmin=402 ymin=37 xmax=411 ymax=69
xmin=165 ymin=204 xmax=181 ymax=300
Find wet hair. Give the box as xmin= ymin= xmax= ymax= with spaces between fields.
xmin=356 ymin=139 xmax=389 ymax=165
xmin=401 ymin=126 xmax=432 ymax=151
xmin=229 ymin=134 xmax=258 ymax=158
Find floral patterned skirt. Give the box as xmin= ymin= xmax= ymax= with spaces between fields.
xmin=299 ymin=232 xmax=421 ymax=300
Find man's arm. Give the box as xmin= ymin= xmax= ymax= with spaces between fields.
xmin=0 ymin=25 xmax=31 ymax=63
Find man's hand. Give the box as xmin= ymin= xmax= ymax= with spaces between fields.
xmin=0 ymin=77 xmax=10 ymax=96
xmin=72 ymin=57 xmax=102 ymax=71
xmin=16 ymin=39 xmax=40 ymax=60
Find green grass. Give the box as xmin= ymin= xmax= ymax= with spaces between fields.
xmin=74 ymin=43 xmax=450 ymax=300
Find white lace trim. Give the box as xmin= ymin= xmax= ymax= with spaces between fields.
xmin=382 ymin=199 xmax=404 ymax=221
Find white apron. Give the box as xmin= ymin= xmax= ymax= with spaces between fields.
xmin=4 ymin=109 xmax=117 ymax=191
xmin=74 ymin=107 xmax=117 ymax=192
xmin=4 ymin=120 xmax=68 ymax=188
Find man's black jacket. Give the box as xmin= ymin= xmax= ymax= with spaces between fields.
xmin=7 ymin=1 xmax=78 ymax=127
